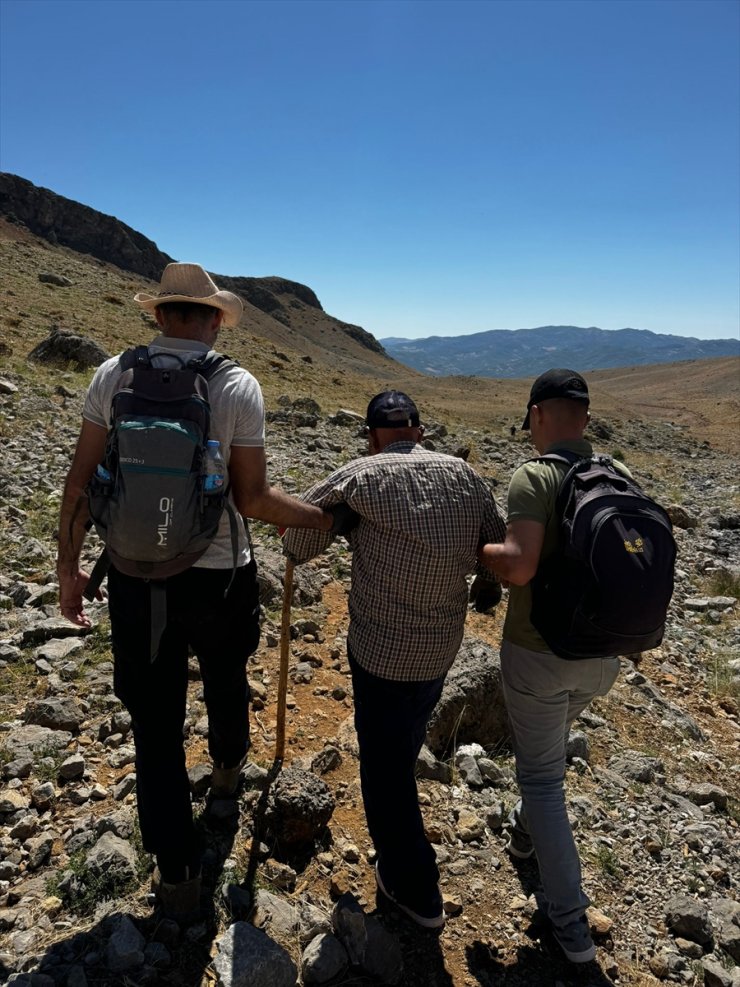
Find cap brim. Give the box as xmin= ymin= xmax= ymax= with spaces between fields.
xmin=521 ymin=409 xmax=531 ymax=430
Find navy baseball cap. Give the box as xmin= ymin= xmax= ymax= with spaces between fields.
xmin=366 ymin=390 xmax=420 ymax=429
xmin=522 ymin=369 xmax=589 ymax=429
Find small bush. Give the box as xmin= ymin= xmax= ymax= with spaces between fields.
xmin=703 ymin=570 xmax=740 ymax=599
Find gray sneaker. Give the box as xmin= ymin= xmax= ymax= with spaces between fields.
xmin=505 ymin=826 xmax=535 ymax=860
xmin=551 ymin=915 xmax=597 ymax=963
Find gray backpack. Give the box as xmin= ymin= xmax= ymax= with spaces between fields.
xmin=85 ymin=345 xmax=239 ymax=656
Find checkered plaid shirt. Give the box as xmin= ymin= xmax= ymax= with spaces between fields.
xmin=283 ymin=441 xmax=505 ymax=681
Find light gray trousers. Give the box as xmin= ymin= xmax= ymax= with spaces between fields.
xmin=501 ymin=640 xmax=620 ymax=928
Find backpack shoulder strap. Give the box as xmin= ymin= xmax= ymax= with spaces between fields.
xmin=119 ymin=345 xmax=151 ymax=371
xmin=187 ymin=351 xmax=238 ymax=381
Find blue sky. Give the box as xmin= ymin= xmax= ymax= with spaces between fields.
xmin=1 ymin=0 xmax=738 ymax=341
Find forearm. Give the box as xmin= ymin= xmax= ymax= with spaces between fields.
xmin=56 ymin=477 xmax=90 ymax=576
xmin=478 ymin=519 xmax=545 ymax=586
xmin=478 ymin=542 xmax=532 ymax=585
xmin=239 ymin=484 xmax=333 ymax=531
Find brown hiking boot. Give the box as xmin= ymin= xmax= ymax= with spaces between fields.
xmin=210 ymin=754 xmax=247 ymax=798
xmin=151 ymin=866 xmax=202 ymax=925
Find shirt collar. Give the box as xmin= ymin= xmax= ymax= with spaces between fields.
xmin=149 ymin=334 xmax=210 ymax=354
xmin=544 ymin=438 xmax=592 ymax=455
xmin=382 ymin=440 xmax=419 ymax=453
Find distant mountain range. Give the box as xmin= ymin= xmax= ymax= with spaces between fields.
xmin=380 ymin=325 xmax=740 ymax=378
xmin=3 ymin=172 xmax=738 ymax=381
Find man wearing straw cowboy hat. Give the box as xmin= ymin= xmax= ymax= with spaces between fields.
xmin=57 ymin=263 xmax=352 ymax=923
xmin=283 ymin=391 xmax=505 ymax=929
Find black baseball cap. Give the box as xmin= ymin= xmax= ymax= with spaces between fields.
xmin=366 ymin=390 xmax=420 ymax=429
xmin=522 ymin=368 xmax=589 ymax=430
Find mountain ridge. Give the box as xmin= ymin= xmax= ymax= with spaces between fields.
xmin=381 ymin=325 xmax=740 ymax=378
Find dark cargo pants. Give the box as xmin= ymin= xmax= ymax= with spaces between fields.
xmin=108 ymin=561 xmax=260 ymax=881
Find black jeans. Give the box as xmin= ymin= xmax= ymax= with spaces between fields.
xmin=349 ymin=652 xmax=446 ymax=904
xmin=108 ymin=561 xmax=260 ymax=880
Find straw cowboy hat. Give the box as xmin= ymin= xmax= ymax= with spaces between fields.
xmin=134 ymin=263 xmax=243 ymax=327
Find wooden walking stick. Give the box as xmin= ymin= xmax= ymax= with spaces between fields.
xmin=275 ymin=559 xmax=294 ymax=764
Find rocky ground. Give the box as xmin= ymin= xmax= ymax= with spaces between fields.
xmin=0 ymin=357 xmax=738 ymax=987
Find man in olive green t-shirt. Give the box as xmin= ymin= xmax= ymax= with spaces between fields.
xmin=479 ymin=369 xmax=620 ymax=966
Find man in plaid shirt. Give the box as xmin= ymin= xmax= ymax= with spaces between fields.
xmin=284 ymin=391 xmax=505 ymax=928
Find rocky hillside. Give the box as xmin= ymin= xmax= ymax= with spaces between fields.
xmin=0 ymin=174 xmax=388 ymax=371
xmin=0 ymin=178 xmax=738 ymax=987
xmin=0 ymin=343 xmax=738 ymax=987
xmin=381 ymin=326 xmax=740 ymax=379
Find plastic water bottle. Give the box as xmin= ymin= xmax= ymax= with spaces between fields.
xmin=203 ymin=440 xmax=225 ymax=493
xmin=95 ymin=464 xmax=112 ymax=483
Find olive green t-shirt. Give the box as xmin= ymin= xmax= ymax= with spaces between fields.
xmin=502 ymin=439 xmax=594 ymax=652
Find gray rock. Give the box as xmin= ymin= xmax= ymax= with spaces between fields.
xmin=5 ymin=725 xmax=73 ymax=759
xmin=709 ymin=898 xmax=740 ymax=963
xmin=416 ymin=744 xmax=452 ymax=783
xmin=85 ymin=832 xmax=138 ymax=884
xmin=301 ymin=933 xmax=349 ymax=984
xmin=678 ymin=782 xmax=729 ymax=811
xmin=21 ymin=618 xmax=88 ymax=645
xmin=38 ymin=273 xmax=72 ymax=287
xmin=265 ymin=768 xmax=335 ymax=848
xmin=106 ymin=914 xmax=145 ymax=972
xmin=114 ymin=774 xmax=137 ymax=801
xmin=455 ymin=753 xmax=484 ymax=788
xmin=608 ymin=752 xmax=664 ymax=783
xmin=478 ymin=758 xmax=509 ymax=785
xmin=702 ymin=957 xmax=740 ymax=987
xmin=308 ymin=745 xmax=342 ymax=776
xmin=213 ymin=922 xmax=298 ymax=987
xmin=567 ymin=730 xmax=590 ymax=762
xmin=665 ymin=894 xmax=713 ymax=946
xmin=332 ymin=893 xmax=403 ymax=984
xmin=95 ymin=809 xmax=136 ymax=840
xmin=252 ymin=889 xmax=299 ymax=938
xmin=31 ymin=782 xmax=56 ymax=812
xmin=28 ymin=328 xmax=109 ymax=368
xmin=667 ymin=505 xmax=699 ymax=529
xmin=33 ymin=638 xmax=85 ymax=663
xmin=0 ymin=789 xmax=30 ymax=814
xmin=25 ymin=834 xmax=53 ymax=870
xmin=188 ymin=764 xmax=212 ymax=797
xmin=59 ymin=753 xmax=86 ymax=780
xmin=143 ymin=941 xmax=171 ymax=968
xmin=3 ymin=753 xmax=33 ymax=780
xmin=426 ymin=639 xmax=507 ymax=756
xmin=24 ymin=698 xmax=82 ymax=732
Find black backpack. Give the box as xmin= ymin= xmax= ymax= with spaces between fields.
xmin=530 ymin=451 xmax=676 ymax=660
xmin=85 ymin=345 xmax=240 ymax=657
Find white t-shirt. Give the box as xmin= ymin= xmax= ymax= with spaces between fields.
xmin=83 ymin=335 xmax=264 ymax=568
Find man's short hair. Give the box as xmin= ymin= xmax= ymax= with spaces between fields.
xmin=156 ymin=301 xmax=220 ymax=324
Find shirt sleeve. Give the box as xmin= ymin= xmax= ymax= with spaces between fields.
xmin=230 ymin=371 xmax=266 ymax=447
xmin=507 ymin=461 xmax=560 ymax=525
xmin=82 ymin=357 xmax=120 ymax=428
xmin=282 ymin=466 xmax=356 ymax=564
xmin=479 ymin=479 xmax=507 ymax=546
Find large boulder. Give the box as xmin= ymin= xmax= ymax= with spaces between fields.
xmin=28 ymin=327 xmax=110 ymax=369
xmin=425 ymin=638 xmax=508 ymax=757
xmin=264 ymin=768 xmax=335 ymax=849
